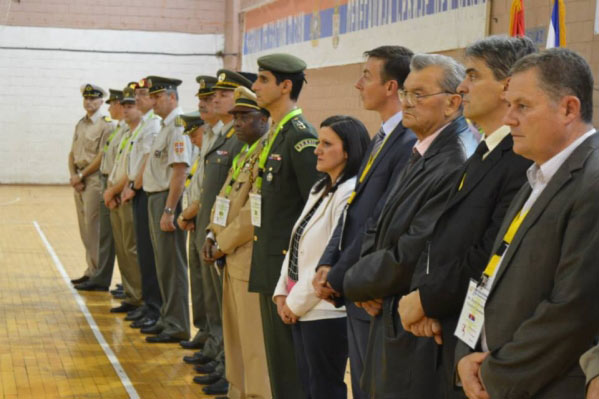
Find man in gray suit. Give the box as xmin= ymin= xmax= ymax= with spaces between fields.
xmin=455 ymin=48 xmax=599 ymax=399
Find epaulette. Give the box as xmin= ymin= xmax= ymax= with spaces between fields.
xmin=174 ymin=116 xmax=184 ymax=127
xmin=103 ymin=116 xmax=112 ymax=122
xmin=292 ymin=117 xmax=307 ymax=130
xmin=226 ymin=127 xmax=236 ymax=138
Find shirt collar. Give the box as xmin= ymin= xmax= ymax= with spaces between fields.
xmin=88 ymin=109 xmax=102 ymax=123
xmin=142 ymin=109 xmax=155 ymax=122
xmin=414 ymin=122 xmax=449 ymax=156
xmin=210 ymin=120 xmax=224 ymax=136
xmin=482 ymin=125 xmax=511 ymax=156
xmin=219 ymin=120 xmax=234 ymax=137
xmin=381 ymin=111 xmax=403 ymax=136
xmin=163 ymin=106 xmax=182 ymax=126
xmin=526 ymin=128 xmax=596 ymax=189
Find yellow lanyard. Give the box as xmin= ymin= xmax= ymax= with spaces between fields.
xmin=347 ymin=129 xmax=393 ymax=205
xmin=126 ymin=111 xmax=154 ymax=154
xmin=224 ymin=141 xmax=259 ymax=196
xmin=458 ymin=173 xmax=467 ymax=191
xmin=482 ymin=209 xmax=529 ymax=280
xmin=103 ymin=125 xmax=121 ymax=153
xmin=185 ymin=158 xmax=199 ymax=188
xmin=255 ymin=108 xmax=303 ymax=193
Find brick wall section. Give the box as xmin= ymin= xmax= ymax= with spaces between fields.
xmin=0 ymin=0 xmax=225 ymax=34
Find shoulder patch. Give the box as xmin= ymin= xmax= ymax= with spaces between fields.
xmin=103 ymin=116 xmax=112 ymax=122
xmin=292 ymin=117 xmax=307 ymax=130
xmin=294 ymin=138 xmax=318 ymax=152
xmin=175 ymin=116 xmax=184 ymax=127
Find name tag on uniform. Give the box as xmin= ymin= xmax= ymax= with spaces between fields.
xmin=182 ymin=192 xmax=189 ymax=210
xmin=454 ymin=279 xmax=489 ymax=349
xmin=212 ymin=196 xmax=230 ymax=227
xmin=250 ymin=193 xmax=262 ymax=227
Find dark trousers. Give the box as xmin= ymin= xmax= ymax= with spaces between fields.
xmin=347 ymin=314 xmax=370 ymax=399
xmin=292 ymin=317 xmax=348 ymax=399
xmin=259 ymin=293 xmax=304 ymax=399
xmin=132 ymin=190 xmax=162 ymax=318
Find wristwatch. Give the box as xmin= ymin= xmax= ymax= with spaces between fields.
xmin=129 ymin=181 xmax=134 ymax=189
xmin=164 ymin=207 xmax=174 ymax=215
xmin=77 ymin=171 xmax=83 ymax=180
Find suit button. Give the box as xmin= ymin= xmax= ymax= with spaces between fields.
xmin=282 ymin=249 xmax=287 ymax=255
xmin=253 ymin=235 xmax=258 ymax=241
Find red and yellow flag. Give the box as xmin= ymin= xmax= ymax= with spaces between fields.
xmin=509 ymin=0 xmax=526 ymax=37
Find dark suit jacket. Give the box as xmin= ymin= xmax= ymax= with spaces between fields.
xmin=344 ymin=115 xmax=470 ymax=398
xmin=456 ymin=132 xmax=599 ymax=399
xmin=249 ymin=113 xmax=320 ymax=294
xmin=410 ymin=134 xmax=531 ymax=398
xmin=318 ymin=120 xmax=416 ymax=320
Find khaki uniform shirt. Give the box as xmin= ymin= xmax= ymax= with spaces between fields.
xmin=71 ymin=109 xmax=115 ymax=169
xmin=100 ymin=120 xmax=126 ymax=175
xmin=108 ymin=125 xmax=133 ymax=186
xmin=207 ymin=138 xmax=265 ymax=281
xmin=189 ymin=121 xmax=224 ymax=203
xmin=142 ymin=107 xmax=192 ymax=193
xmin=127 ymin=110 xmax=161 ymax=181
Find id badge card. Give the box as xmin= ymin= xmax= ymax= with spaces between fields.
xmin=250 ymin=193 xmax=262 ymax=227
xmin=182 ymin=191 xmax=189 ymax=210
xmin=212 ymin=196 xmax=230 ymax=227
xmin=454 ymin=279 xmax=489 ymax=349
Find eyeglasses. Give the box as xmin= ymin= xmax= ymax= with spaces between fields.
xmin=399 ymin=90 xmax=456 ymax=105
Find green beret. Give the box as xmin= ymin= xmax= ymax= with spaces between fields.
xmin=178 ymin=111 xmax=205 ymax=135
xmin=214 ymin=69 xmax=253 ymax=91
xmin=195 ymin=75 xmax=217 ymax=97
xmin=257 ymin=53 xmax=307 ymax=74
xmin=81 ymin=83 xmax=106 ymax=98
xmin=146 ymin=76 xmax=182 ymax=94
xmin=105 ymin=89 xmax=123 ymax=104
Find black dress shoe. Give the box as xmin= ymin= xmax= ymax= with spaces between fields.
xmin=193 ymin=372 xmax=222 ymax=385
xmin=74 ymin=281 xmax=108 ymax=291
xmin=124 ymin=307 xmax=147 ymax=321
xmin=179 ymin=339 xmax=204 ymax=350
xmin=131 ymin=316 xmax=157 ymax=329
xmin=202 ymin=378 xmax=229 ymax=395
xmin=183 ymin=352 xmax=213 ymax=365
xmin=194 ymin=360 xmax=217 ymax=374
xmin=116 ymin=283 xmax=123 ymax=289
xmin=146 ymin=333 xmax=180 ymax=343
xmin=70 ymin=275 xmax=89 ymax=285
xmin=110 ymin=287 xmax=124 ymax=295
xmin=215 ymin=397 xmax=229 ymax=399
xmin=140 ymin=323 xmax=163 ymax=334
xmin=112 ymin=292 xmax=127 ymax=300
xmin=110 ymin=303 xmax=138 ymax=313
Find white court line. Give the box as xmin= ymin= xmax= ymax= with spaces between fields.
xmin=0 ymin=196 xmax=20 ymax=206
xmin=33 ymin=220 xmax=140 ymax=399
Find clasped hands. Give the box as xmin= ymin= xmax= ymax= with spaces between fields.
xmin=202 ymin=237 xmax=225 ymax=263
xmin=274 ymin=295 xmax=299 ymax=325
xmin=312 ymin=266 xmax=341 ymax=305
xmin=397 ymin=290 xmax=443 ymax=344
xmin=69 ymin=174 xmax=85 ymax=193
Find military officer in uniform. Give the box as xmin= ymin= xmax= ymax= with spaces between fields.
xmin=182 ymin=71 xmax=250 ymax=396
xmin=141 ymin=76 xmax=192 ymax=343
xmin=120 ymin=78 xmax=163 ymax=328
xmin=75 ymin=88 xmax=123 ymax=292
xmin=201 ymin=86 xmax=271 ymax=399
xmin=68 ymin=83 xmax=116 ymax=284
xmin=249 ymin=54 xmax=320 ymax=399
xmin=178 ymin=75 xmax=221 ymax=351
xmin=102 ymin=86 xmax=144 ymax=313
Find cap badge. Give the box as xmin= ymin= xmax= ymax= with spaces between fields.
xmin=218 ymin=73 xmax=226 ymax=82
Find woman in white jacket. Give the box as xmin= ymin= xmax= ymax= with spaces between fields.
xmin=274 ymin=115 xmax=370 ymax=399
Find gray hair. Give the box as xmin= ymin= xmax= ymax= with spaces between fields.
xmin=466 ymin=35 xmax=537 ymax=81
xmin=410 ymin=54 xmax=465 ymax=93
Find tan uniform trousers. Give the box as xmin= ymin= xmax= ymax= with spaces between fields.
xmin=74 ymin=171 xmax=102 ymax=277
xmin=109 ymin=201 xmax=142 ymax=306
xmin=223 ymin=269 xmax=271 ymax=399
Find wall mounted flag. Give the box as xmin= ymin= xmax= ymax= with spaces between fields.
xmin=546 ymin=0 xmax=566 ymax=48
xmin=509 ymin=0 xmax=525 ymax=37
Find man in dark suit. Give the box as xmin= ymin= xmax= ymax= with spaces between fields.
xmin=455 ymin=48 xmax=599 ymax=399
xmin=397 ymin=35 xmax=535 ymax=398
xmin=342 ymin=54 xmax=470 ymax=398
xmin=312 ymin=45 xmax=416 ymax=399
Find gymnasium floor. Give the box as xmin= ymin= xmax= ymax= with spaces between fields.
xmin=0 ymin=185 xmax=212 ymax=399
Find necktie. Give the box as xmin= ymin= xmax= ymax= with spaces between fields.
xmin=474 ymin=140 xmax=489 ymax=158
xmin=458 ymin=140 xmax=489 ymax=191
xmin=408 ymin=149 xmax=422 ymax=168
xmin=370 ymin=128 xmax=386 ymax=156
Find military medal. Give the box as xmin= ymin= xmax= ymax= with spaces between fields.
xmin=266 ymin=172 xmax=273 ymax=182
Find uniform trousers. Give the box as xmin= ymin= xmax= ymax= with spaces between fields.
xmin=259 ymin=293 xmax=304 ymax=399
xmin=188 ymin=227 xmax=209 ymax=344
xmin=347 ymin=314 xmax=370 ymax=399
xmin=291 ymin=317 xmax=348 ymax=399
xmin=223 ymin=270 xmax=271 ymax=399
xmin=109 ymin=201 xmax=142 ymax=306
xmin=132 ymin=190 xmax=162 ymax=319
xmin=73 ymin=171 xmax=102 ymax=277
xmin=89 ymin=174 xmax=116 ymax=287
xmin=147 ymin=191 xmax=190 ymax=339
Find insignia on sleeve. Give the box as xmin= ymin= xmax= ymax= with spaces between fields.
xmin=174 ymin=141 xmax=185 ymax=154
xmin=294 ymin=138 xmax=318 ymax=152
xmin=103 ymin=116 xmax=112 ymax=122
xmin=175 ymin=117 xmax=184 ymax=127
xmin=292 ymin=118 xmax=307 ymax=130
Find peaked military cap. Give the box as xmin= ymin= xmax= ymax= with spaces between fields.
xmin=230 ymin=86 xmax=261 ymax=113
xmin=257 ymin=53 xmax=307 ymax=74
xmin=214 ymin=69 xmax=253 ymax=90
xmin=120 ymin=86 xmax=136 ymax=104
xmin=136 ymin=78 xmax=150 ymax=90
xmin=195 ymin=75 xmax=217 ymax=97
xmin=105 ymin=89 xmax=124 ymax=104
xmin=80 ymin=83 xmax=106 ymax=98
xmin=146 ymin=76 xmax=182 ymax=94
xmin=178 ymin=111 xmax=205 ymax=135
